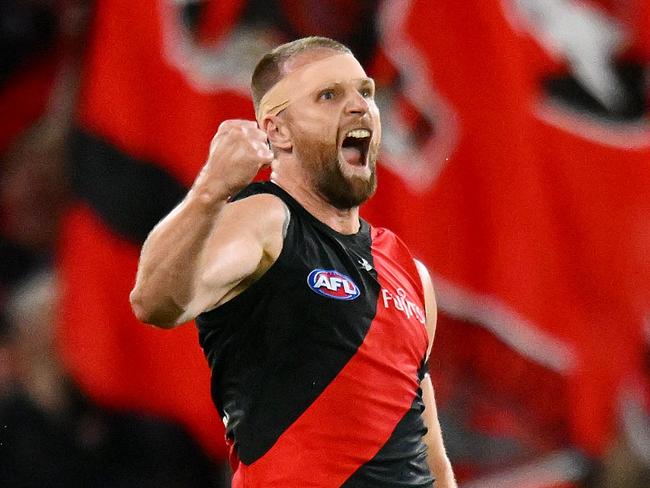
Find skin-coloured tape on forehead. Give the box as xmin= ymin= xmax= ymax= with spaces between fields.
xmin=256 ymin=53 xmax=368 ymax=125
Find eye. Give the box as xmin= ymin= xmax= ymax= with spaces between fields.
xmin=360 ymin=87 xmax=374 ymax=98
xmin=318 ymin=89 xmax=336 ymax=101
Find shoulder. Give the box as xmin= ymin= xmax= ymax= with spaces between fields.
xmin=414 ymin=258 xmax=437 ymax=353
xmin=210 ymin=195 xmax=290 ymax=268
xmin=414 ymin=259 xmax=435 ymax=298
xmin=227 ymin=191 xmax=287 ymax=215
xmin=221 ymin=192 xmax=289 ymax=238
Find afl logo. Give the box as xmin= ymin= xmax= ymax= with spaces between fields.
xmin=307 ymin=269 xmax=360 ymax=301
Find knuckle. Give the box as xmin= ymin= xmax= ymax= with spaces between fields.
xmin=218 ymin=119 xmax=236 ymax=131
xmin=227 ymin=126 xmax=246 ymax=140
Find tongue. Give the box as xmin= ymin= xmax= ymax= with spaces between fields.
xmin=341 ymin=146 xmax=362 ymax=166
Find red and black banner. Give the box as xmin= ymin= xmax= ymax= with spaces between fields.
xmin=57 ymin=0 xmax=650 ymax=482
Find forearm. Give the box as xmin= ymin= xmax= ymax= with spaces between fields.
xmin=130 ymin=185 xmax=228 ymax=327
xmin=421 ymin=374 xmax=457 ymax=487
xmin=130 ymin=119 xmax=274 ymax=326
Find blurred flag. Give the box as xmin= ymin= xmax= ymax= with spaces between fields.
xmin=56 ymin=0 xmax=650 ymax=477
xmin=362 ymin=0 xmax=650 ymax=475
xmin=57 ymin=0 xmax=260 ymax=458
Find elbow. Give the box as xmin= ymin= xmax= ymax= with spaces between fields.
xmin=129 ymin=291 xmax=150 ymax=323
xmin=129 ymin=289 xmax=179 ymax=329
xmin=129 ymin=288 xmax=154 ymax=323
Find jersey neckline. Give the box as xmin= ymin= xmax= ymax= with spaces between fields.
xmin=267 ymin=180 xmax=370 ymax=242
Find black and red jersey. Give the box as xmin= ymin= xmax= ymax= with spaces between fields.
xmin=196 ymin=182 xmax=433 ymax=487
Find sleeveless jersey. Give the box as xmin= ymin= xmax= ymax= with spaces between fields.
xmin=196 ymin=182 xmax=434 ymax=487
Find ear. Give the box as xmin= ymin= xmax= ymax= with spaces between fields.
xmin=262 ymin=115 xmax=292 ymax=151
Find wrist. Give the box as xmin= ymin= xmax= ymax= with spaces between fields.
xmin=188 ymin=180 xmax=232 ymax=209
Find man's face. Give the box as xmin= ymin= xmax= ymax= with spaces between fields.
xmin=283 ymin=52 xmax=381 ymax=209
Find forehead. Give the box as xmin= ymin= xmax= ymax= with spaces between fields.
xmin=256 ymin=51 xmax=373 ymax=122
xmin=281 ymin=50 xmax=368 ymax=84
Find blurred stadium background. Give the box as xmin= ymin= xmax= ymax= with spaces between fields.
xmin=1 ymin=0 xmax=649 ymax=486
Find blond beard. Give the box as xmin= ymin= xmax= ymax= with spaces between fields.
xmin=291 ymin=127 xmax=379 ymax=210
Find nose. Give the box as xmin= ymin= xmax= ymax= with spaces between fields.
xmin=345 ymin=90 xmax=370 ymax=116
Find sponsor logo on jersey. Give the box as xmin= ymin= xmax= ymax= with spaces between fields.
xmin=381 ymin=287 xmax=426 ymax=324
xmin=307 ymin=269 xmax=360 ymax=301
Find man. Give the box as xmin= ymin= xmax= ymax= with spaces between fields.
xmin=131 ymin=36 xmax=456 ymax=487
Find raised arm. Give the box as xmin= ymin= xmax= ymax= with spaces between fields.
xmin=415 ymin=260 xmax=457 ymax=488
xmin=129 ymin=120 xmax=285 ymax=328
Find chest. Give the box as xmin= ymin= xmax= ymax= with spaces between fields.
xmin=275 ymin=223 xmax=429 ymax=360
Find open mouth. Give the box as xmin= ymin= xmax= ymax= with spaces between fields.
xmin=340 ymin=129 xmax=371 ymax=167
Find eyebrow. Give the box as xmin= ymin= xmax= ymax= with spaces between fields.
xmin=314 ymin=77 xmax=376 ymax=93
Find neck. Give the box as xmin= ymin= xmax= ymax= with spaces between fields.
xmin=271 ymin=168 xmax=361 ymax=235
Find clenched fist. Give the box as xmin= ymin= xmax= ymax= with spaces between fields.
xmin=193 ymin=119 xmax=274 ymax=202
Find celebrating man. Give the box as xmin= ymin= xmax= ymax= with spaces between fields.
xmin=131 ymin=36 xmax=456 ymax=487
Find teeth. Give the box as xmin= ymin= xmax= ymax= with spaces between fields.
xmin=346 ymin=129 xmax=371 ymax=138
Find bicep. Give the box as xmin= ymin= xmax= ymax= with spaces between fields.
xmin=182 ymin=195 xmax=286 ymax=321
xmin=421 ymin=373 xmax=437 ymax=435
xmin=200 ymin=226 xmax=265 ymax=298
xmin=415 ymin=259 xmax=437 ymax=359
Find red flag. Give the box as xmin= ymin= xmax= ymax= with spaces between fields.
xmin=57 ymin=0 xmax=252 ymax=458
xmin=56 ymin=0 xmax=650 ymax=475
xmin=363 ymin=0 xmax=650 ymax=462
